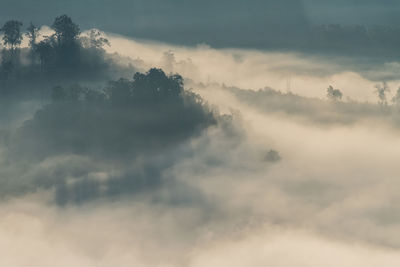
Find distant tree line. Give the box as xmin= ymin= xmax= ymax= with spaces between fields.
xmin=325 ymin=83 xmax=400 ymax=107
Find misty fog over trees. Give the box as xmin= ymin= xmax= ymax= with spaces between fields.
xmin=13 ymin=68 xmax=216 ymax=161
xmin=3 ymin=1 xmax=400 ymax=265
xmin=0 ymin=14 xmax=399 ymax=206
xmin=0 ymin=15 xmax=224 ymax=205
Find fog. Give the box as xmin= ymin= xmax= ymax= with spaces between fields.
xmin=2 ymin=16 xmax=400 ymax=266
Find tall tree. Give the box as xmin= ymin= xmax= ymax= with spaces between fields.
xmin=51 ymin=15 xmax=80 ymax=46
xmin=25 ymin=22 xmax=40 ymax=66
xmin=25 ymin=22 xmax=40 ymax=48
xmin=0 ymin=20 xmax=23 ymax=50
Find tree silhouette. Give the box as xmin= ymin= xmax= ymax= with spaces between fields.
xmin=131 ymin=68 xmax=183 ymax=100
xmin=25 ymin=22 xmax=40 ymax=49
xmin=326 ymin=85 xmax=343 ymax=101
xmin=392 ymin=87 xmax=400 ymax=105
xmin=34 ymin=36 xmax=57 ymax=71
xmin=374 ymin=82 xmax=390 ymax=106
xmin=102 ymin=68 xmax=184 ymax=104
xmin=51 ymin=15 xmax=80 ymax=46
xmin=0 ymin=15 xmax=126 ymax=88
xmin=25 ymin=22 xmax=40 ymax=65
xmin=81 ymin=29 xmax=110 ymax=49
xmin=0 ymin=20 xmax=23 ymax=50
xmin=0 ymin=20 xmax=23 ymax=81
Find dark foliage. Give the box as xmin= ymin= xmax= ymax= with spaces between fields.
xmin=0 ymin=15 xmax=119 ymax=95
xmin=0 ymin=20 xmax=23 ymax=49
xmin=2 ymin=68 xmax=217 ymax=205
xmin=12 ymin=68 xmax=216 ymax=161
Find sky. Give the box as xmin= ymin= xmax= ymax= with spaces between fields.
xmin=1 ymin=0 xmax=400 ymax=47
xmin=1 ymin=2 xmax=400 ymax=267
xmin=304 ymin=0 xmax=400 ymax=25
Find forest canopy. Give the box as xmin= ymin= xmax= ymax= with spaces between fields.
xmin=12 ymin=67 xmax=217 ymax=161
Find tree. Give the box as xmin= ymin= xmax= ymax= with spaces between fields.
xmin=265 ymin=150 xmax=281 ymax=162
xmin=392 ymin=87 xmax=400 ymax=105
xmin=35 ymin=38 xmax=55 ymax=70
xmin=326 ymin=85 xmax=343 ymax=101
xmin=132 ymin=68 xmax=183 ymax=99
xmin=0 ymin=20 xmax=23 ymax=50
xmin=51 ymin=15 xmax=80 ymax=46
xmin=374 ymin=82 xmax=390 ymax=106
xmin=81 ymin=29 xmax=110 ymax=49
xmin=25 ymin=22 xmax=40 ymax=65
xmin=25 ymin=22 xmax=40 ymax=48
